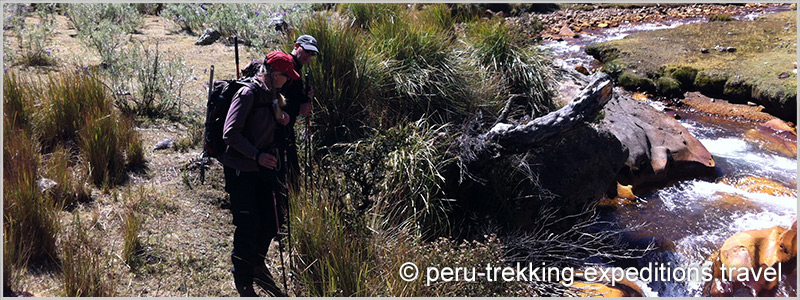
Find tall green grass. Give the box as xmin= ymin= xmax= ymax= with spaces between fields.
xmin=300 ymin=13 xmax=386 ymax=147
xmin=37 ymin=71 xmax=108 ymax=151
xmin=43 ymin=146 xmax=92 ymax=209
xmin=337 ymin=3 xmax=405 ymax=30
xmin=466 ymin=18 xmax=556 ymax=118
xmin=3 ymin=122 xmax=61 ymax=269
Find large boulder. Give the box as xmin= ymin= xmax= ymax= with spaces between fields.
xmin=598 ymin=96 xmax=716 ymax=191
xmin=195 ymin=28 xmax=221 ymax=46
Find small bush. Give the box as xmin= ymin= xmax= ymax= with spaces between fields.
xmin=113 ymin=41 xmax=192 ymax=119
xmin=709 ymin=14 xmax=734 ymax=22
xmin=162 ymin=3 xmax=314 ymax=50
xmin=65 ymin=4 xmax=142 ymax=34
xmin=656 ymin=76 xmax=683 ymax=98
xmin=125 ymin=131 xmax=146 ymax=169
xmin=61 ymin=213 xmax=115 ymax=296
xmin=618 ymin=71 xmax=656 ymax=93
xmin=4 ymin=4 xmax=58 ymax=66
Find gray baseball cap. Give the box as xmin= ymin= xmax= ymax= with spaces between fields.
xmin=295 ymin=35 xmax=319 ymax=54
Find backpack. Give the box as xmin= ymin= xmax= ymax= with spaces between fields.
xmin=203 ymin=78 xmax=258 ymax=159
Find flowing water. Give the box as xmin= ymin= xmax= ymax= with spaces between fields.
xmin=542 ymin=6 xmax=797 ymax=297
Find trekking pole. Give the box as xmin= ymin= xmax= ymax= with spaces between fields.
xmin=200 ymin=65 xmax=214 ymax=184
xmin=272 ymin=191 xmax=289 ymax=294
xmin=234 ymin=36 xmax=240 ymax=79
xmin=283 ymin=150 xmax=293 ymax=279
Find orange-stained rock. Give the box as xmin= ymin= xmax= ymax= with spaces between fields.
xmin=703 ymin=225 xmax=798 ymax=296
xmin=571 ymin=271 xmax=645 ymax=297
xmin=719 ymin=176 xmax=797 ymax=198
xmin=743 ymin=119 xmax=797 ymax=158
xmin=617 ymin=183 xmax=635 ymax=199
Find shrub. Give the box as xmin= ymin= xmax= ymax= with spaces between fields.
xmin=64 ymin=4 xmax=142 ymax=34
xmin=3 ymin=4 xmax=58 ymax=66
xmin=162 ymin=3 xmax=314 ymax=50
xmin=113 ymin=41 xmax=192 ymax=119
xmin=61 ymin=213 xmax=115 ymax=296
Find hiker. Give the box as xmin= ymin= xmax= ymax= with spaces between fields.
xmin=220 ymin=51 xmax=299 ymax=297
xmin=276 ymin=34 xmax=318 ymax=191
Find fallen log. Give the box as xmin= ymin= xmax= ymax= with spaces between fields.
xmin=480 ymin=73 xmax=613 ymax=156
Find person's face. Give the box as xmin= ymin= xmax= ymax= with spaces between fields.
xmin=292 ymin=44 xmax=316 ymax=65
xmin=272 ymin=72 xmax=289 ymax=89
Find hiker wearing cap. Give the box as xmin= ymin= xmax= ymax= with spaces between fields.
xmin=221 ymin=51 xmax=299 ymax=297
xmin=275 ymin=34 xmax=319 ymax=191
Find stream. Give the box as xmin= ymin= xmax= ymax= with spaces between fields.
xmin=541 ymin=6 xmax=797 ymax=297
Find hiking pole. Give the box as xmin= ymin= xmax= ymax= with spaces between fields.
xmin=283 ymin=150 xmax=293 ymax=282
xmin=234 ymin=36 xmax=240 ymax=79
xmin=200 ymin=65 xmax=214 ymax=184
xmin=272 ymin=190 xmax=289 ymax=295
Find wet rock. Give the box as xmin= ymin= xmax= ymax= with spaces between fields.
xmin=742 ymin=119 xmax=797 ymax=158
xmin=195 ymin=28 xmax=220 ymax=46
xmin=153 ymin=138 xmax=176 ymax=151
xmin=777 ymin=71 xmax=790 ymax=79
xmin=598 ymin=95 xmax=716 ymax=191
xmin=719 ymin=176 xmax=796 ymax=197
xmin=571 ymin=272 xmax=645 ymax=297
xmin=574 ymin=63 xmax=590 ymax=75
xmin=559 ymin=26 xmax=578 ymax=38
xmin=703 ymin=224 xmax=797 ymax=296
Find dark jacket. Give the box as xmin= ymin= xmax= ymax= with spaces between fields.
xmin=220 ymin=80 xmax=278 ymax=172
xmin=283 ymin=54 xmax=309 ymax=123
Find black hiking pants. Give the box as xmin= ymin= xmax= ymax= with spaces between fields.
xmin=224 ymin=166 xmax=283 ymax=289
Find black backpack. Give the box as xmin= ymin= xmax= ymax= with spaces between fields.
xmin=203 ymin=78 xmax=258 ymax=159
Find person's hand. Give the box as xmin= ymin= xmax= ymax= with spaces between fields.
xmin=258 ymin=153 xmax=278 ymax=169
xmin=307 ymin=86 xmax=314 ymax=100
xmin=278 ymin=111 xmax=290 ymax=126
xmin=299 ymin=102 xmax=312 ymax=117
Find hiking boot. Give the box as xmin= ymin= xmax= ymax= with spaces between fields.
xmin=254 ymin=265 xmax=287 ymax=297
xmin=234 ymin=281 xmax=259 ymax=297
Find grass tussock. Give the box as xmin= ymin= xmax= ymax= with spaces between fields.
xmin=60 ymin=213 xmax=116 ymax=297
xmin=43 ymin=146 xmax=92 ymax=209
xmin=3 ymin=122 xmax=61 ymax=270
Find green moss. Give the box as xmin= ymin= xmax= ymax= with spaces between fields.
xmin=694 ymin=71 xmax=729 ymax=96
xmin=709 ymin=14 xmax=734 ymax=22
xmin=657 ymin=76 xmax=683 ymax=98
xmin=664 ymin=65 xmax=698 ymax=90
xmin=585 ymin=44 xmax=620 ymax=62
xmin=618 ymin=71 xmax=655 ymax=93
xmin=722 ymin=77 xmax=755 ymax=103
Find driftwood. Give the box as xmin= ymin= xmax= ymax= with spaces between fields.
xmin=480 ymin=73 xmax=613 ymax=155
